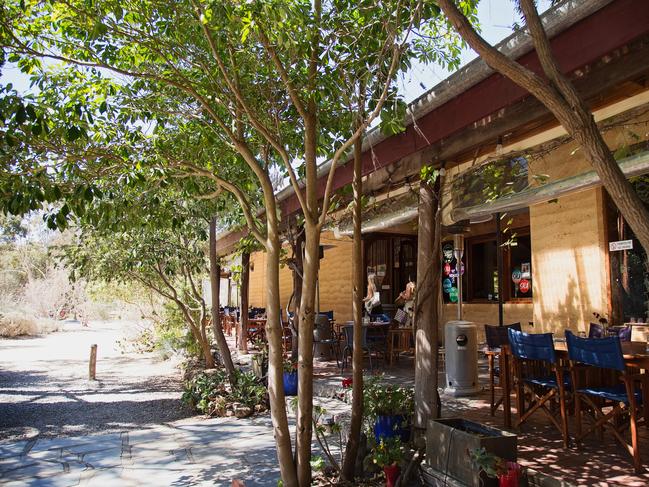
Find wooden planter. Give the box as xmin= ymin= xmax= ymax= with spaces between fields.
xmin=425 ymin=418 xmax=517 ymax=487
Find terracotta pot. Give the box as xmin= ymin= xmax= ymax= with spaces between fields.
xmin=498 ymin=468 xmax=519 ymax=487
xmin=383 ymin=463 xmax=400 ymax=487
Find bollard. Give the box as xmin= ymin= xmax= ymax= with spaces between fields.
xmin=89 ymin=344 xmax=97 ymax=380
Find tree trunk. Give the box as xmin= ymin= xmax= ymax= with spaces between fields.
xmin=296 ymin=224 xmax=319 ymax=486
xmin=266 ymin=229 xmax=298 ymax=486
xmin=240 ymin=252 xmax=250 ymax=353
xmin=342 ymin=131 xmax=364 ymax=480
xmin=199 ymin=315 xmax=216 ymax=369
xmin=291 ymin=228 xmax=304 ymax=361
xmin=209 ymin=217 xmax=236 ymax=381
xmin=177 ymin=302 xmax=215 ymax=369
xmin=414 ymin=171 xmax=443 ymax=429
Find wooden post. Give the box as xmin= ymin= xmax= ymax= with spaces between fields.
xmin=240 ymin=252 xmax=250 ymax=353
xmin=89 ymin=344 xmax=97 ymax=380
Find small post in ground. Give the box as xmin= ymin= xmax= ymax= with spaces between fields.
xmin=89 ymin=344 xmax=97 ymax=380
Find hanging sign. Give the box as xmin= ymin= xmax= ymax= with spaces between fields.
xmin=443 ymin=263 xmax=451 ymax=276
xmin=521 ymin=263 xmax=531 ymax=279
xmin=443 ymin=278 xmax=452 ymax=292
xmin=449 ymin=263 xmax=465 ymax=279
xmin=519 ymin=279 xmax=530 ymax=294
xmin=609 ymin=240 xmax=633 ymax=251
xmin=511 ymin=268 xmax=522 ymax=285
xmin=442 ymin=243 xmax=454 ymax=263
xmin=448 ymin=287 xmax=459 ymax=303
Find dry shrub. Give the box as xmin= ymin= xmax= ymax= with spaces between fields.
xmin=0 ymin=311 xmax=59 ymax=337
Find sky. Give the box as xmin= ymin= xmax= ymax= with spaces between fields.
xmin=1 ymin=0 xmax=552 ymax=103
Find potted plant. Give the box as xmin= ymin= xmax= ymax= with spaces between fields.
xmin=469 ymin=447 xmax=521 ymax=487
xmin=373 ymin=437 xmax=403 ymax=487
xmin=363 ymin=376 xmax=414 ymax=442
xmin=283 ymin=358 xmax=298 ymax=396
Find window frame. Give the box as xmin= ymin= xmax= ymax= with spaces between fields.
xmin=464 ymin=227 xmax=533 ymax=304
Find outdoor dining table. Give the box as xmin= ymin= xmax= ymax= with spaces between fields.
xmin=387 ymin=327 xmax=414 ymax=365
xmin=495 ymin=340 xmax=649 ymax=428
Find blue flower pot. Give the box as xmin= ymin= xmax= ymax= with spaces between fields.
xmin=283 ymin=371 xmax=298 ymax=396
xmin=374 ymin=414 xmax=410 ymax=443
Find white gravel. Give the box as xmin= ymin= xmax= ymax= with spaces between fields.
xmin=0 ymin=320 xmax=194 ymax=441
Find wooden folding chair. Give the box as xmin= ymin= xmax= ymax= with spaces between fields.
xmin=484 ymin=323 xmax=521 ymax=416
xmin=565 ymin=330 xmax=645 ymax=473
xmin=509 ymin=329 xmax=570 ymax=448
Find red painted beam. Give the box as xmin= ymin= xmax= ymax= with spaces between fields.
xmin=280 ymin=0 xmax=649 ymax=216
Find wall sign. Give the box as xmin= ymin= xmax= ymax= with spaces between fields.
xmin=442 ymin=243 xmax=454 ymax=263
xmin=443 ymin=278 xmax=452 ymax=292
xmin=609 ymin=240 xmax=633 ymax=251
xmin=448 ymin=287 xmax=459 ymax=303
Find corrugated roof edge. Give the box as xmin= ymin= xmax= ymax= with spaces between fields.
xmin=274 ymin=0 xmax=613 ymax=203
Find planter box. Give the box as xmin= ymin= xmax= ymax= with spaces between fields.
xmin=426 ymin=418 xmax=517 ymax=487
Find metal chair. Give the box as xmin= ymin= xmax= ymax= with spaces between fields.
xmin=565 ymin=330 xmax=644 ymax=472
xmin=588 ymin=322 xmax=605 ymax=338
xmin=313 ymin=314 xmax=340 ymax=366
xmin=508 ymin=329 xmax=570 ymax=448
xmin=484 ymin=323 xmax=521 ymax=415
xmin=341 ymin=324 xmax=372 ymax=371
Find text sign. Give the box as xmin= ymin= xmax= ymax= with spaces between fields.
xmin=609 ymin=240 xmax=633 ymax=252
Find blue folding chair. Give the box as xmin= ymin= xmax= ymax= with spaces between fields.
xmin=565 ymin=331 xmax=644 ymax=472
xmin=508 ymin=329 xmax=570 ymax=447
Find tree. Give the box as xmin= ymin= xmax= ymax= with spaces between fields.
xmin=436 ymin=0 xmax=649 ymax=253
xmin=413 ymin=166 xmax=443 ymax=430
xmin=1 ymin=2 xmax=474 ymax=483
xmin=64 ymin=188 xmax=222 ymax=368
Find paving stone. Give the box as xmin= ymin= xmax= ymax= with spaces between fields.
xmin=0 ymin=441 xmax=29 ymax=458
xmin=78 ymin=448 xmax=123 ymax=469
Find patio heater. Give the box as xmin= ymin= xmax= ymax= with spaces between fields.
xmin=444 ymin=229 xmax=480 ymax=396
xmin=453 ymin=234 xmax=464 ymax=320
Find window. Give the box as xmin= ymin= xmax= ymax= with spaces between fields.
xmin=467 ymin=239 xmax=498 ymax=301
xmin=507 ymin=234 xmax=532 ymax=300
xmin=608 ymin=178 xmax=649 ymax=323
xmin=446 ymin=229 xmax=532 ymax=303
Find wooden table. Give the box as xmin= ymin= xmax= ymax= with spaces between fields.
xmin=387 ymin=327 xmax=414 ymax=365
xmin=247 ymin=318 xmax=267 ymax=344
xmin=498 ymin=341 xmax=649 ymax=427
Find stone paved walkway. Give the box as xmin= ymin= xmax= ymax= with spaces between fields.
xmin=0 ymin=415 xmax=281 ymax=486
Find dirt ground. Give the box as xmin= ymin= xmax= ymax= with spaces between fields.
xmin=0 ymin=320 xmax=194 ymax=441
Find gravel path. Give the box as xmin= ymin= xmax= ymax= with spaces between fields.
xmin=0 ymin=320 xmax=194 ymax=441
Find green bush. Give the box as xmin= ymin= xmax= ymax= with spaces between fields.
xmin=182 ymin=369 xmax=268 ymax=416
xmin=363 ymin=375 xmax=414 ymax=429
xmin=154 ymin=303 xmax=201 ymax=359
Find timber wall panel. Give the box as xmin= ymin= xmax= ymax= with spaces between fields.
xmin=530 ymin=188 xmax=609 ymax=333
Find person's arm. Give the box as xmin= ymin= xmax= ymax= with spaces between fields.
xmin=363 ymin=283 xmax=372 ymax=302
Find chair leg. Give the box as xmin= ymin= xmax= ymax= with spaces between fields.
xmin=557 ymin=370 xmax=570 ymax=448
xmin=488 ymin=355 xmax=496 ymax=416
